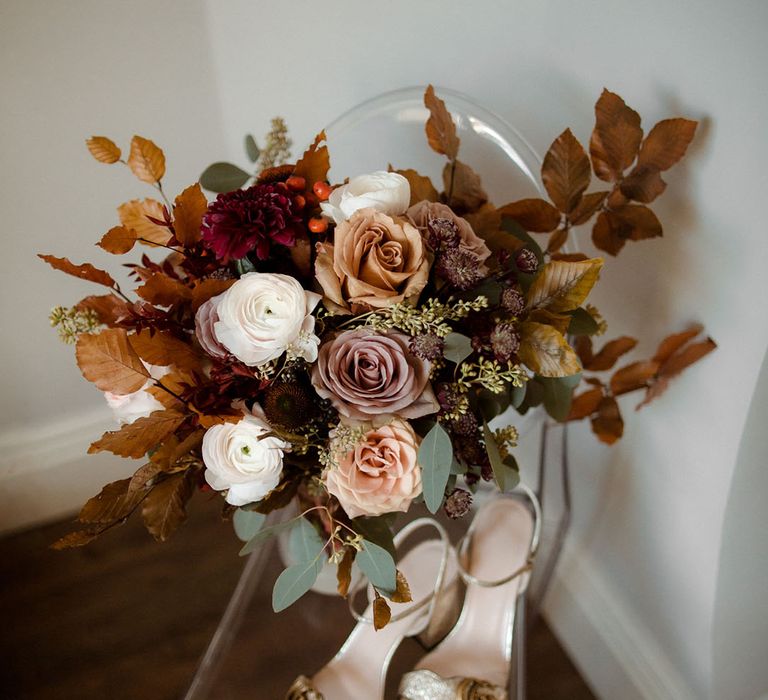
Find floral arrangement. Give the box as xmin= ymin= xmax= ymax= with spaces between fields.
xmin=42 ymin=86 xmax=714 ymax=623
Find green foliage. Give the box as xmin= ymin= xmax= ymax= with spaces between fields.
xmin=199 ymin=162 xmax=251 ymax=193
xmin=418 ymin=421 xmax=454 ymax=514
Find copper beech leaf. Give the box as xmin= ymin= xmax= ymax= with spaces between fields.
xmin=585 ymin=336 xmax=638 ymax=371
xmin=88 ymin=410 xmax=187 ymax=459
xmin=127 ymin=135 xmax=166 ymax=183
xmin=610 ymin=360 xmax=659 ymax=396
xmin=191 ymin=278 xmax=235 ymax=311
xmin=337 ymin=547 xmax=355 ymax=598
xmin=86 ymin=136 xmax=121 ymax=164
xmin=443 ymin=160 xmax=487 ymax=211
xmin=290 ymin=231 xmax=312 ymax=278
xmin=592 ymin=205 xmax=662 ymax=256
xmin=619 ymin=167 xmax=667 ymax=204
xmin=173 ymin=183 xmax=207 ymax=246
xmin=51 ymin=529 xmax=103 ymax=550
xmin=567 ymin=388 xmax=604 ymax=420
xmin=76 ymin=328 xmax=149 ymax=393
xmin=590 ymin=90 xmax=643 ymax=182
xmin=424 ymin=85 xmax=460 ymax=159
xmin=569 ymin=191 xmax=609 ymax=225
xmin=141 ymin=471 xmax=195 ymax=542
xmin=118 ymin=199 xmax=171 ymax=246
xmin=136 ymin=273 xmax=192 ymax=306
xmin=129 ymin=329 xmax=201 ymax=371
xmin=76 ymin=294 xmax=131 ymax=327
xmin=542 ymin=129 xmax=591 ymax=213
xmin=389 ymin=166 xmax=439 ymax=205
xmin=497 ymin=199 xmax=561 ymax=232
xmin=38 ymin=254 xmax=116 ymax=289
xmin=525 ymin=258 xmax=604 ymax=313
xmin=373 ymin=594 xmax=392 ymax=631
xmin=78 ymin=478 xmax=146 ymax=524
xmin=638 ymin=118 xmax=698 ymax=172
xmin=546 ymin=228 xmax=569 ymax=254
xmin=518 ymin=322 xmax=582 ymax=378
xmin=591 ymin=396 xmax=624 ymax=444
xmin=293 ymin=131 xmax=330 ymax=186
xmin=652 ymin=324 xmax=704 ymax=365
xmin=390 ymin=570 xmax=413 ymax=604
xmin=97 ymin=226 xmax=137 ymax=254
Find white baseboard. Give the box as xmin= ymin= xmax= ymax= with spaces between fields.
xmin=543 ymin=539 xmax=698 ymax=700
xmin=0 ymin=407 xmax=137 ymax=534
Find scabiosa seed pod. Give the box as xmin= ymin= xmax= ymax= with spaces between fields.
xmin=409 ymin=332 xmax=445 ymax=362
xmin=490 ymin=322 xmax=521 ymax=362
xmin=500 ymin=287 xmax=525 ymax=315
xmin=515 ymin=248 xmax=539 ymax=274
xmin=435 ymin=248 xmax=484 ymax=291
xmin=444 ymin=488 xmax=473 ymax=519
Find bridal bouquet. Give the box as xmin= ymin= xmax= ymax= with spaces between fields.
xmin=42 ymin=86 xmax=713 ymax=620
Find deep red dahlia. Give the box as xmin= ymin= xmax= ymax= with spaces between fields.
xmin=201 ymin=183 xmax=301 ymax=263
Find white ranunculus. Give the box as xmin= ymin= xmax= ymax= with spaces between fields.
xmin=202 ymin=405 xmax=289 ymax=506
xmin=104 ymin=364 xmax=169 ymax=425
xmin=320 ymin=171 xmax=410 ymax=224
xmin=213 ymin=272 xmax=321 ymax=366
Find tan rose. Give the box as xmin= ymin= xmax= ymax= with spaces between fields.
xmin=314 ymin=208 xmax=429 ymax=313
xmin=324 ymin=419 xmax=423 ymax=518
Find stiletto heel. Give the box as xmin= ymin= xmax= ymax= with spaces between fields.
xmin=399 ymin=485 xmax=541 ymax=700
xmin=286 ymin=518 xmax=459 ymax=700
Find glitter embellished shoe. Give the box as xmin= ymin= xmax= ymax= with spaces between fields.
xmin=398 ymin=486 xmax=541 ymax=700
xmin=285 ymin=518 xmax=460 ymax=700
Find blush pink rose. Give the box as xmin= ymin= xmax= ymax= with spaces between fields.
xmin=325 ymin=419 xmax=423 ymax=518
xmin=311 ymin=328 xmax=439 ymax=421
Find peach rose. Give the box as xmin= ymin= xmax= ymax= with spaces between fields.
xmin=325 ymin=419 xmax=423 ymax=518
xmin=314 ymin=208 xmax=429 ymax=313
xmin=407 ymin=200 xmax=491 ymax=273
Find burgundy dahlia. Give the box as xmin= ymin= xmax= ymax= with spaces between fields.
xmin=201 ymin=183 xmax=301 ymax=263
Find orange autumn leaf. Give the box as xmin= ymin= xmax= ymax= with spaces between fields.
xmin=97 ymin=225 xmax=137 ymax=255
xmin=592 ymin=205 xmax=662 ymax=256
xmin=424 ymin=85 xmax=459 ymax=160
xmin=567 ymin=387 xmax=604 ymax=420
xmin=38 ymin=254 xmax=116 ymax=289
xmin=76 ymin=294 xmax=131 ymax=327
xmin=136 ymin=273 xmax=192 ymax=307
xmin=117 ymin=198 xmax=171 ymax=246
xmin=652 ymin=324 xmax=704 ymax=365
xmin=78 ymin=479 xmax=146 ymax=524
xmin=129 ymin=329 xmax=202 ymax=372
xmin=75 ymin=328 xmax=150 ymax=393
xmin=610 ymin=360 xmax=659 ymax=396
xmin=637 ymin=118 xmax=698 ymax=172
xmin=591 ymin=396 xmax=624 ymax=444
xmin=191 ymin=277 xmax=236 ymax=311
xmin=389 ymin=166 xmax=439 ymax=206
xmin=88 ymin=410 xmax=187 ymax=459
xmin=293 ymin=131 xmax=330 ymax=186
xmin=173 ymin=183 xmax=207 ymax=246
xmin=141 ymin=471 xmax=196 ymax=542
xmin=546 ymin=228 xmax=569 ymax=254
xmin=569 ymin=190 xmax=608 ymax=225
xmin=196 ymin=412 xmax=242 ymax=429
xmin=585 ymin=336 xmax=638 ymax=371
xmin=337 ymin=548 xmax=355 ymax=598
xmin=497 ymin=199 xmax=560 ymax=233
xmin=443 ymin=160 xmax=487 ymax=211
xmin=86 ymin=136 xmax=121 ymax=164
xmin=127 ymin=135 xmax=166 ymax=183
xmin=542 ymin=128 xmax=591 ymax=214
xmin=590 ymin=89 xmax=643 ymax=182
xmin=619 ymin=167 xmax=667 ymax=204
xmin=373 ymin=594 xmax=392 ymax=631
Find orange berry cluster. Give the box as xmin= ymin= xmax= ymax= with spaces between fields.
xmin=286 ymin=175 xmax=331 ymax=234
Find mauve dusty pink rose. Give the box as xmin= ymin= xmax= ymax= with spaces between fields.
xmin=325 ymin=419 xmax=422 ymax=518
xmin=195 ymin=296 xmax=228 ymax=359
xmin=311 ymin=328 xmax=439 ymax=421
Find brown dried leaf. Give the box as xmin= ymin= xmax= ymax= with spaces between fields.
xmin=518 ymin=322 xmax=582 ymax=378
xmin=610 ymin=360 xmax=659 ymax=396
xmin=542 ymin=129 xmax=591 ymax=213
xmin=497 ymin=199 xmax=560 ymax=232
xmin=443 ymin=160 xmax=487 ymax=212
xmin=136 ymin=273 xmax=192 ymax=307
xmin=569 ymin=191 xmax=609 ymax=225
xmin=424 ymin=85 xmax=459 ymax=159
xmin=128 ymin=135 xmax=166 ymax=183
xmin=592 ymin=205 xmax=662 ymax=256
xmin=88 ymin=410 xmax=187 ymax=459
xmin=51 ymin=529 xmax=103 ymax=550
xmin=658 ymin=337 xmax=716 ymax=380
xmin=191 ymin=278 xmax=235 ymax=311
xmin=130 ymin=329 xmax=202 ymax=372
xmin=464 ymin=203 xmax=501 ymax=239
xmin=390 ymin=166 xmax=439 ymax=205
xmin=78 ymin=478 xmax=145 ymax=523
xmin=619 ymin=167 xmax=667 ymax=203
xmin=373 ymin=593 xmax=392 ymax=631
xmin=86 ymin=136 xmax=121 ymax=164
xmin=128 ymin=462 xmax=165 ymax=492
xmin=38 ymin=254 xmax=116 ymax=289
xmin=590 ymin=90 xmax=643 ymax=182
xmin=290 ymin=231 xmax=312 ymax=278
xmin=638 ymin=118 xmax=697 ymax=171
xmin=574 ymin=336 xmax=594 ymax=366
xmin=525 ymin=258 xmax=604 ymax=313
xmin=146 ymin=371 xmax=191 ymax=410
xmin=652 ymin=325 xmax=704 ymax=365
xmin=336 ymin=547 xmax=355 ymax=598
xmin=591 ymin=396 xmax=624 ymax=444
xmin=390 ymin=570 xmax=413 ymax=604
xmin=98 ymin=225 xmax=137 ymax=254
xmin=118 ymin=199 xmax=171 ymax=246
xmin=173 ymin=183 xmax=207 ymax=246
xmin=141 ymin=471 xmax=195 ymax=542
xmin=586 ymin=336 xmax=638 ymax=371
xmin=550 ymin=252 xmax=590 ymax=262
xmin=567 ymin=388 xmax=604 ymax=420
xmin=75 ymin=328 xmax=149 ymax=393
xmin=76 ymin=294 xmax=131 ymax=327
xmin=196 ymin=412 xmax=242 ymax=429
xmin=293 ymin=131 xmax=329 ymax=186
xmin=546 ymin=228 xmax=569 ymax=254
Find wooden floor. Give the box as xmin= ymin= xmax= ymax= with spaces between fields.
xmin=0 ymin=496 xmax=595 ymax=699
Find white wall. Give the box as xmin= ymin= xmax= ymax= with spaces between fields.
xmin=2 ymin=1 xmax=767 ymax=698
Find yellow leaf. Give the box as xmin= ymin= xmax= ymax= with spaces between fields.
xmin=128 ymin=135 xmax=166 ymax=183
xmin=525 ymin=258 xmax=603 ymax=313
xmin=75 ymin=328 xmax=150 ymax=393
xmin=173 ymin=183 xmax=207 ymax=246
xmin=118 ymin=199 xmax=171 ymax=246
xmin=86 ymin=136 xmax=121 ymax=164
xmin=518 ymin=322 xmax=581 ymax=377
xmin=293 ymin=131 xmax=329 ymax=186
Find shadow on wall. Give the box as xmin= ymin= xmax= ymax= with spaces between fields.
xmin=712 ymin=344 xmax=768 ymax=700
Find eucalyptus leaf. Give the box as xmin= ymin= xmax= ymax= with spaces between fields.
xmin=235 ymin=256 xmax=256 ymax=276
xmin=443 ymin=332 xmax=473 ymax=365
xmin=239 ymin=516 xmax=300 ymax=556
xmin=477 ymin=386 xmax=512 ymax=422
xmin=357 ymin=539 xmax=397 ymax=594
xmin=418 ymin=421 xmax=454 ymax=514
xmin=511 ymin=382 xmax=527 ymax=409
xmin=200 ymin=162 xmax=251 ymax=193
xmin=233 ymin=508 xmax=266 ymax=542
xmin=272 ymin=558 xmax=323 ymax=612
xmin=568 ymin=307 xmax=600 ymax=336
xmin=244 ymin=134 xmax=260 ymax=163
xmin=353 ymin=515 xmax=396 ymax=558
xmin=483 ymin=421 xmax=510 ymax=492
xmin=450 ymin=457 xmax=465 ymax=475
xmin=289 ymin=517 xmax=326 ymax=563
xmin=503 ymin=454 xmax=521 ymax=490
xmin=539 ymin=373 xmax=582 ymax=421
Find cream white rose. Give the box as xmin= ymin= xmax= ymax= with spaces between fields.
xmin=213 ymin=272 xmax=321 ymax=366
xmin=320 ymin=171 xmax=410 ymax=224
xmin=104 ymin=364 xmax=169 ymax=425
xmin=202 ymin=405 xmax=290 ymax=506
